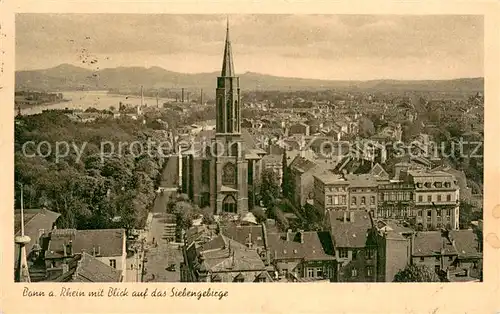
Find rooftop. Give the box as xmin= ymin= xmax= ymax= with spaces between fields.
xmin=328 ymin=211 xmax=374 ymax=248
xmin=266 ymin=231 xmax=335 ymax=261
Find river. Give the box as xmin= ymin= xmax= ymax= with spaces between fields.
xmin=22 ymin=91 xmax=174 ymax=115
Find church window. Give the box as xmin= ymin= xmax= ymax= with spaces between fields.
xmin=217 ymin=97 xmax=223 ymax=132
xmin=227 ymin=99 xmax=232 ymax=133
xmin=222 ymin=163 xmax=236 ymax=185
xmin=231 ymin=142 xmax=239 ymax=157
xmin=223 ymin=195 xmax=237 ymax=213
xmin=202 ymin=160 xmax=210 ymax=185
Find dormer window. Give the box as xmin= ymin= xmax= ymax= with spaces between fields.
xmin=434 ymin=182 xmax=442 ymax=188
xmin=424 ymin=182 xmax=432 ymax=188
xmin=444 ymin=182 xmax=451 ymax=188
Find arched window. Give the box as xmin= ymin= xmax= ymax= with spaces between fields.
xmin=217 ymin=97 xmax=223 ymax=132
xmin=223 ymin=195 xmax=237 ymax=213
xmin=231 ymin=142 xmax=239 ymax=157
xmin=226 ymin=100 xmax=232 ymax=133
xmin=234 ymin=100 xmax=239 ymax=132
xmin=222 ymin=163 xmax=236 ymax=185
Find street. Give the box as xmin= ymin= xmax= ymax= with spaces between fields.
xmin=143 ymin=213 xmax=183 ymax=282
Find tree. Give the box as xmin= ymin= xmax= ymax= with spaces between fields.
xmin=393 ymin=264 xmax=440 ymax=282
xmin=260 ymin=168 xmax=280 ymax=208
xmin=281 ymin=149 xmax=293 ymax=198
xmin=358 ymin=117 xmax=376 ymax=138
xmin=251 ymin=207 xmax=267 ymax=223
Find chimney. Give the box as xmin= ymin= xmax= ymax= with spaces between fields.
xmin=298 ymin=230 xmax=304 ymax=244
xmin=92 ymin=247 xmax=96 ymax=256
xmin=349 ymin=211 xmax=355 ymax=222
xmin=286 ymin=229 xmax=293 ymax=241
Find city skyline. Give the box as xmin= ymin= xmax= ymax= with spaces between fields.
xmin=16 ymin=14 xmax=483 ymax=81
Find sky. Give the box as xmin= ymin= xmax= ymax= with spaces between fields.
xmin=15 ymin=14 xmax=483 ymax=80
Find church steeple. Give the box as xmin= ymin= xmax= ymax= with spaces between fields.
xmin=15 ymin=184 xmax=31 ymax=283
xmin=221 ymin=17 xmax=235 ymax=77
xmin=216 ymin=18 xmax=240 ymax=134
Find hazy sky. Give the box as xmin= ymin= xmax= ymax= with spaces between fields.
xmin=16 ymin=14 xmax=483 ymax=80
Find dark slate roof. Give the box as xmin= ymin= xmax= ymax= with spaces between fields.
xmin=55 ymin=253 xmax=122 ymax=282
xmin=46 ymin=228 xmax=125 ymax=259
xmin=266 ymin=231 xmax=335 ymax=261
xmin=328 ymin=211 xmax=374 ymax=248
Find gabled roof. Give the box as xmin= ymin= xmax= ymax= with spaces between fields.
xmin=220 ymin=224 xmax=265 ymax=247
xmin=450 ymin=230 xmax=482 ymax=259
xmin=328 ymin=211 xmax=373 ymax=248
xmin=266 ymin=231 xmax=335 ymax=261
xmin=46 ymin=228 xmax=125 ymax=259
xmin=412 ymin=231 xmax=457 ymax=256
xmin=55 ymin=252 xmax=122 ymax=282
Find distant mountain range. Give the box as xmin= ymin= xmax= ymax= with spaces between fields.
xmin=15 ymin=64 xmax=484 ymax=94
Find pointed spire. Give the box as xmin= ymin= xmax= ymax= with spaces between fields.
xmin=15 ymin=183 xmax=31 ymax=282
xmin=221 ymin=17 xmax=235 ymax=77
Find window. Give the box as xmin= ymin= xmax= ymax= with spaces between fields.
xmin=222 ymin=163 xmax=236 ymax=185
xmin=307 ymin=268 xmax=315 ymax=278
xmin=447 ymin=194 xmax=452 ymax=202
xmin=427 ymin=195 xmax=432 ymax=202
xmin=444 ymin=182 xmax=451 ymax=188
xmin=437 ymin=209 xmax=441 ymax=217
xmin=424 ymin=182 xmax=432 ymax=188
xmin=448 ymin=256 xmax=454 ymax=261
xmin=435 ymin=256 xmax=440 ymax=262
xmin=339 ymin=248 xmax=348 ymax=258
xmin=222 ymin=195 xmax=237 ymax=213
xmin=333 ymin=196 xmax=339 ymax=205
xmin=437 ymin=195 xmax=442 ymax=202
xmin=370 ymin=196 xmax=375 ymax=205
xmin=351 ymin=269 xmax=358 ymax=277
xmin=435 ymin=182 xmax=443 ymax=188
xmin=361 ymin=197 xmax=366 ymax=205
xmin=418 ymin=195 xmax=423 ymax=202
xmin=327 ymin=196 xmax=333 ymax=205
xmin=316 ymin=267 xmax=323 ymax=278
xmin=109 ymin=259 xmax=117 ymax=269
xmin=418 ymin=210 xmax=423 ymax=217
xmin=446 ymin=209 xmax=452 ymax=216
xmin=202 ymin=160 xmax=210 ymax=185
xmin=341 ymin=196 xmax=346 ymax=205
xmin=366 ymin=266 xmax=374 ymax=277
xmin=352 ymin=250 xmax=357 ymax=260
xmin=351 ymin=197 xmax=357 ymax=205
xmin=427 ymin=210 xmax=432 ymax=217
xmin=365 ymin=249 xmax=374 ymax=260
xmin=420 ymin=257 xmax=425 ymax=262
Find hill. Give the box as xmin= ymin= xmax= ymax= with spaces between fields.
xmin=15 ymin=64 xmax=484 ymax=94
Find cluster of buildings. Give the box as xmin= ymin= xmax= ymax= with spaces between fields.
xmin=179 ymin=210 xmax=482 ymax=283
xmin=14 ymin=208 xmax=131 ymax=283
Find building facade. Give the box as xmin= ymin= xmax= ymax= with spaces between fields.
xmin=180 ymin=22 xmax=265 ymax=215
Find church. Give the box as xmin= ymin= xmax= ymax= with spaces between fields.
xmin=180 ymin=21 xmax=266 ymax=215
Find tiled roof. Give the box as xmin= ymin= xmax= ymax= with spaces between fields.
xmin=450 ymin=230 xmax=482 ymax=259
xmin=328 ymin=211 xmax=373 ymax=248
xmin=190 ymin=235 xmax=268 ymax=282
xmin=345 ymin=174 xmax=378 ymax=188
xmin=313 ymin=173 xmax=346 ymax=185
xmin=412 ymin=231 xmax=457 ymax=256
xmin=220 ymin=224 xmax=265 ymax=248
xmin=266 ymin=231 xmax=335 ymax=261
xmin=55 ymin=253 xmax=122 ymax=282
xmin=46 ymin=228 xmax=125 ymax=259
xmin=14 ymin=208 xmax=61 ymax=266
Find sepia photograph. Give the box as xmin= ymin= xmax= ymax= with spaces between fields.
xmin=13 ymin=13 xmax=485 ymax=286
